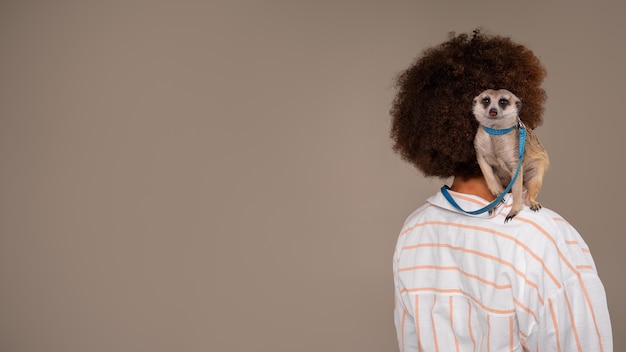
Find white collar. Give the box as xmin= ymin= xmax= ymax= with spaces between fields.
xmin=428 ymin=187 xmax=514 ymax=219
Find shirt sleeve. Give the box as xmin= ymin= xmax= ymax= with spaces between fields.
xmin=527 ymin=273 xmax=613 ymax=351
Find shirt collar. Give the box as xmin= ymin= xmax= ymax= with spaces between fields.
xmin=428 ymin=187 xmax=513 ymax=218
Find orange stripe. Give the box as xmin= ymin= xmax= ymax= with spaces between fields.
xmin=566 ymin=241 xmax=591 ymax=253
xmin=519 ymin=330 xmax=528 ymax=339
xmin=400 ymin=287 xmax=515 ymax=315
xmin=520 ymin=339 xmax=530 ymax=351
xmin=553 ymin=217 xmax=571 ymax=225
xmin=403 ymin=221 xmax=562 ymax=288
xmin=576 ymin=265 xmax=593 ymax=270
xmin=519 ymin=329 xmax=530 ymax=351
xmin=487 ymin=315 xmax=491 ymax=352
xmin=431 ymin=296 xmax=440 ymax=352
xmin=468 ymin=300 xmax=476 ymax=352
xmin=514 ymin=298 xmax=538 ymax=323
xmin=415 ymin=295 xmax=421 ymax=352
xmin=450 ymin=296 xmax=460 ymax=352
xmin=564 ymin=291 xmax=583 ymax=352
xmin=509 ymin=316 xmax=514 ymax=352
xmin=402 ymin=243 xmax=545 ymax=305
xmin=548 ymin=298 xmax=562 ymax=352
xmin=448 ymin=191 xmax=489 ymax=207
xmin=398 ymin=265 xmax=512 ymax=290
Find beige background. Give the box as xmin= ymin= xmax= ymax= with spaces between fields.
xmin=1 ymin=1 xmax=624 ymax=351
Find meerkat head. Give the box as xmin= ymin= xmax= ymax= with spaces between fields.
xmin=472 ymin=89 xmax=521 ymax=129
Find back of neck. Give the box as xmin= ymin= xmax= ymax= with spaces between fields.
xmin=450 ymin=176 xmax=495 ymax=201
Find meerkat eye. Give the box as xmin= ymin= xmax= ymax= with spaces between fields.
xmin=482 ymin=98 xmax=490 ymax=104
xmin=499 ymin=98 xmax=509 ymax=106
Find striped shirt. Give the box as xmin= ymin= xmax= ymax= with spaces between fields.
xmin=393 ymin=189 xmax=612 ymax=352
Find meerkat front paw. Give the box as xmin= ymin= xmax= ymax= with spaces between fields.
xmin=528 ymin=201 xmax=542 ymax=212
xmin=504 ymin=210 xmax=519 ymax=223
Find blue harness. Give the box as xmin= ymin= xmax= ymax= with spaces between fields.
xmin=441 ymin=119 xmax=527 ymax=215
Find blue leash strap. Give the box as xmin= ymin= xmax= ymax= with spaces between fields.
xmin=441 ymin=121 xmax=527 ymax=215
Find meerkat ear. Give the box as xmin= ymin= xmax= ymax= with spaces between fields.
xmin=515 ymin=100 xmax=522 ymax=111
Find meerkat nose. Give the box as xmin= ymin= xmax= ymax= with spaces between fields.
xmin=489 ymin=108 xmax=498 ymax=117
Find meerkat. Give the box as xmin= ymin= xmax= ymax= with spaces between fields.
xmin=473 ymin=89 xmax=550 ymax=222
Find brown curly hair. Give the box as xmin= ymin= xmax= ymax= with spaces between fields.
xmin=390 ymin=30 xmax=547 ymax=179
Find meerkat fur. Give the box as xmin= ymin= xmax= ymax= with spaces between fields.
xmin=473 ymin=89 xmax=550 ymax=222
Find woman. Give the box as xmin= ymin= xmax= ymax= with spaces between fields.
xmin=390 ymin=30 xmax=612 ymax=351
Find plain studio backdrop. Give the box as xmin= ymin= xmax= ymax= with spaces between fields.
xmin=1 ymin=1 xmax=624 ymax=351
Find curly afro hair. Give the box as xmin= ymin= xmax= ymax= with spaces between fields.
xmin=390 ymin=30 xmax=547 ymax=179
